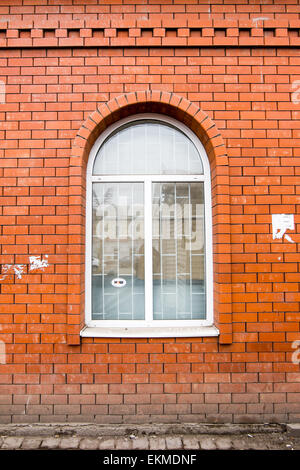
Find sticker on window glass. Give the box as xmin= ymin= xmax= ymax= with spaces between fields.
xmin=111 ymin=278 xmax=127 ymax=288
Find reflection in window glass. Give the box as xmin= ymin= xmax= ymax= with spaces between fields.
xmin=152 ymin=182 xmax=205 ymax=320
xmin=92 ymin=183 xmax=145 ymax=320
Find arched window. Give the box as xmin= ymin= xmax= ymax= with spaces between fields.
xmin=83 ymin=114 xmax=216 ymax=337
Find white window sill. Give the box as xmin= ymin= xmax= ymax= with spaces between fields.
xmin=80 ymin=324 xmax=219 ymax=338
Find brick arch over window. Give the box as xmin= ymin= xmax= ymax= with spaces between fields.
xmin=67 ymin=91 xmax=232 ymax=345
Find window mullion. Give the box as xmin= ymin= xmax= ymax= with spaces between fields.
xmin=144 ymin=178 xmax=153 ymax=322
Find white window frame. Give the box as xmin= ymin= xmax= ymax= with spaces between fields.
xmin=81 ymin=114 xmax=219 ymax=338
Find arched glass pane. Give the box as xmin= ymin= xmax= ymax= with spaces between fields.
xmin=93 ymin=121 xmax=204 ymax=175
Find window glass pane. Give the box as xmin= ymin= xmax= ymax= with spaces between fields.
xmin=93 ymin=122 xmax=203 ymax=175
xmin=152 ymin=182 xmax=206 ymax=320
xmin=92 ymin=182 xmax=145 ymax=320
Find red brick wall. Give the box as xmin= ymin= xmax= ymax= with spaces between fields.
xmin=0 ymin=0 xmax=299 ymax=424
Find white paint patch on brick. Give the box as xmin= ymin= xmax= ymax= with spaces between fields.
xmin=29 ymin=255 xmax=49 ymax=271
xmin=0 ymin=80 xmax=5 ymax=104
xmin=252 ymin=17 xmax=270 ymax=26
xmin=0 ymin=263 xmax=25 ymax=280
xmin=0 ymin=325 xmax=6 ymax=364
xmin=13 ymin=264 xmax=26 ymax=279
xmin=292 ymin=80 xmax=300 ymax=105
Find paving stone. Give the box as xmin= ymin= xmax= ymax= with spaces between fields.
xmin=115 ymin=438 xmax=133 ymax=450
xmin=287 ymin=424 xmax=300 ymax=437
xmin=247 ymin=439 xmax=271 ymax=450
xmin=21 ymin=437 xmax=42 ymax=449
xmin=59 ymin=436 xmax=81 ymax=449
xmin=182 ymin=435 xmax=200 ymax=450
xmin=99 ymin=438 xmax=116 ymax=450
xmin=40 ymin=437 xmax=61 ymax=449
xmin=292 ymin=441 xmax=300 ymax=451
xmin=231 ymin=437 xmax=252 ymax=450
xmin=132 ymin=436 xmax=149 ymax=450
xmin=149 ymin=436 xmax=166 ymax=450
xmin=165 ymin=436 xmax=182 ymax=449
xmin=1 ymin=437 xmax=24 ymax=449
xmin=79 ymin=438 xmax=100 ymax=450
xmin=199 ymin=437 xmax=217 ymax=450
xmin=215 ymin=437 xmax=232 ymax=450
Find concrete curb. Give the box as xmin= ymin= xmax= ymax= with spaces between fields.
xmin=0 ymin=423 xmax=299 ymax=450
xmin=0 ymin=422 xmax=286 ymax=438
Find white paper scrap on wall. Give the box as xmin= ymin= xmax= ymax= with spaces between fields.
xmin=272 ymin=214 xmax=295 ymax=243
xmin=29 ymin=255 xmax=49 ymax=271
